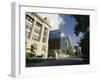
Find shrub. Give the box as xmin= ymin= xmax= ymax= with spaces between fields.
xmin=66 ymin=47 xmax=74 ymax=55
xmin=26 ymin=52 xmax=36 ymax=58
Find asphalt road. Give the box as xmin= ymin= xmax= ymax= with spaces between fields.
xmin=26 ymin=57 xmax=86 ymax=67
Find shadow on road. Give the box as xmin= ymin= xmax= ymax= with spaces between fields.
xmin=26 ymin=57 xmax=89 ymax=67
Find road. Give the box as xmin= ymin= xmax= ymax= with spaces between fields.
xmin=26 ymin=57 xmax=86 ymax=67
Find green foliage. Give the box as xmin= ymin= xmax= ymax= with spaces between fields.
xmin=26 ymin=52 xmax=36 ymax=58
xmin=72 ymin=15 xmax=89 ymax=63
xmin=72 ymin=15 xmax=89 ymax=36
xmin=61 ymin=49 xmax=66 ymax=53
xmin=66 ymin=47 xmax=74 ymax=55
xmin=80 ymin=32 xmax=89 ymax=57
xmin=48 ymin=49 xmax=55 ymax=57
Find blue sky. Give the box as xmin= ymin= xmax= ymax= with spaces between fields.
xmin=39 ymin=13 xmax=82 ymax=46
xmin=59 ymin=14 xmax=80 ymax=46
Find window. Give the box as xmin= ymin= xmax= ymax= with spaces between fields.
xmin=33 ymin=44 xmax=38 ymax=50
xmin=35 ymin=22 xmax=43 ymax=41
xmin=34 ymin=27 xmax=40 ymax=34
xmin=26 ymin=16 xmax=34 ymax=39
xmin=33 ymin=34 xmax=40 ymax=41
xmin=36 ymin=22 xmax=42 ymax=28
xmin=26 ymin=23 xmax=31 ymax=38
xmin=30 ymin=44 xmax=38 ymax=53
xmin=42 ymin=27 xmax=48 ymax=43
xmin=26 ymin=15 xmax=33 ymax=23
xmin=42 ymin=45 xmax=46 ymax=52
xmin=26 ymin=31 xmax=31 ymax=39
xmin=42 ymin=37 xmax=46 ymax=43
xmin=44 ymin=27 xmax=48 ymax=36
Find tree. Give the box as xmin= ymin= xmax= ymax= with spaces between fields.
xmin=71 ymin=15 xmax=89 ymax=63
xmin=72 ymin=15 xmax=89 ymax=35
xmin=66 ymin=46 xmax=74 ymax=55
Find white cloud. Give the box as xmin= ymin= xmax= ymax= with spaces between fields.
xmin=38 ymin=13 xmax=65 ymax=30
xmin=61 ymin=33 xmax=65 ymax=37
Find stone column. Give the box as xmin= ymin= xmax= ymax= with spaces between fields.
xmin=45 ymin=28 xmax=49 ymax=58
xmin=40 ymin=25 xmax=44 ymax=42
xmin=28 ymin=20 xmax=36 ymax=47
xmin=40 ymin=25 xmax=45 ymax=57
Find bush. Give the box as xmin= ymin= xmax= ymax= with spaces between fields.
xmin=66 ymin=47 xmax=74 ymax=55
xmin=26 ymin=52 xmax=36 ymax=58
xmin=48 ymin=49 xmax=55 ymax=57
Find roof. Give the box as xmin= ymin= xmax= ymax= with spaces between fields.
xmin=26 ymin=12 xmax=51 ymax=28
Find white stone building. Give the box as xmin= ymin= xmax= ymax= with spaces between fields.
xmin=25 ymin=12 xmax=51 ymax=58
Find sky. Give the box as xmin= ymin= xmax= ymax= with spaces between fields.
xmin=38 ymin=13 xmax=82 ymax=46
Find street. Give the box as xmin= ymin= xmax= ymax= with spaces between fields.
xmin=26 ymin=57 xmax=86 ymax=67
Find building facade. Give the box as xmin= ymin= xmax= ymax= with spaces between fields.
xmin=49 ymin=31 xmax=75 ymax=58
xmin=48 ymin=30 xmax=61 ymax=58
xmin=49 ymin=30 xmax=60 ymax=49
xmin=25 ymin=12 xmax=51 ymax=58
xmin=60 ymin=35 xmax=74 ymax=54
